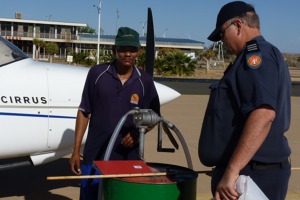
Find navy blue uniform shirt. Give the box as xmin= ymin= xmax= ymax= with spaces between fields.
xmin=79 ymin=61 xmax=160 ymax=164
xmin=199 ymin=36 xmax=291 ymax=167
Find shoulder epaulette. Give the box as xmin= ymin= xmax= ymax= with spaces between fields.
xmin=245 ymin=40 xmax=262 ymax=69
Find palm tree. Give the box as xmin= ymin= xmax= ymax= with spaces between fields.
xmin=78 ymin=26 xmax=96 ymax=34
xmin=136 ymin=49 xmax=146 ymax=70
xmin=99 ymin=48 xmax=115 ymax=64
xmin=156 ymin=50 xmax=197 ymax=77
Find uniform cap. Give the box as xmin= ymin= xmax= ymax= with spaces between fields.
xmin=208 ymin=1 xmax=255 ymax=42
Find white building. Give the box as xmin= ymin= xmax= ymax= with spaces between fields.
xmin=0 ymin=14 xmax=204 ymax=59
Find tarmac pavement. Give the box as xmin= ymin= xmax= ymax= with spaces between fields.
xmin=0 ymin=94 xmax=299 ymax=200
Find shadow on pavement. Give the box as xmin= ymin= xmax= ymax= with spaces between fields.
xmin=0 ymin=157 xmax=79 ymax=200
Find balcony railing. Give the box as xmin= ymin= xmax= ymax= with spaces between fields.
xmin=0 ymin=31 xmax=77 ymax=40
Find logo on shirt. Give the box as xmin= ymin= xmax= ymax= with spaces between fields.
xmin=130 ymin=94 xmax=139 ymax=105
xmin=247 ymin=55 xmax=262 ymax=69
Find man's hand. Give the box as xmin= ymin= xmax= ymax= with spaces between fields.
xmin=215 ymin=170 xmax=239 ymax=200
xmin=69 ymin=152 xmax=82 ymax=175
xmin=121 ymin=132 xmax=139 ymax=148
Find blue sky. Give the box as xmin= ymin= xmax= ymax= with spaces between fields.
xmin=1 ymin=0 xmax=300 ymax=53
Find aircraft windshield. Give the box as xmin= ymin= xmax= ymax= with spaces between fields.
xmin=0 ymin=36 xmax=28 ymax=67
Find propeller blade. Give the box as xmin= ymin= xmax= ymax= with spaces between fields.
xmin=145 ymin=7 xmax=155 ymax=76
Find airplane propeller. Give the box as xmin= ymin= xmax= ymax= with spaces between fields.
xmin=145 ymin=7 xmax=155 ymax=77
xmin=145 ymin=8 xmax=180 ymax=153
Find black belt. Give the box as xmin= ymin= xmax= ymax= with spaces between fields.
xmin=246 ymin=159 xmax=290 ymax=170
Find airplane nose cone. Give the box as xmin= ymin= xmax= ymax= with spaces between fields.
xmin=154 ymin=82 xmax=181 ymax=105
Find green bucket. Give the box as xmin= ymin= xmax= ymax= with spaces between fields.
xmin=103 ymin=163 xmax=198 ymax=200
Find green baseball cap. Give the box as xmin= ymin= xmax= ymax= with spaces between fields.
xmin=115 ymin=27 xmax=141 ymax=48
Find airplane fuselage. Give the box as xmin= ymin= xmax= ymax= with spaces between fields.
xmin=0 ymin=59 xmax=88 ymax=165
xmin=0 ymin=35 xmax=180 ymax=167
xmin=0 ymin=59 xmax=180 ymax=166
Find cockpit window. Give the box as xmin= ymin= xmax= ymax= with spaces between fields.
xmin=0 ymin=36 xmax=28 ymax=67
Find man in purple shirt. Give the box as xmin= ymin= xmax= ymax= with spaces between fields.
xmin=69 ymin=27 xmax=160 ymax=200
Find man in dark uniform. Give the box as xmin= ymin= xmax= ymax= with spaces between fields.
xmin=69 ymin=27 xmax=160 ymax=200
xmin=198 ymin=1 xmax=291 ymax=200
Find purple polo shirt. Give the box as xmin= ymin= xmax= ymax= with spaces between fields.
xmin=79 ymin=61 xmax=160 ymax=164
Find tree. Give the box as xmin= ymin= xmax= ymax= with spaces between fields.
xmin=45 ymin=42 xmax=59 ymax=63
xmin=71 ymin=51 xmax=98 ymax=67
xmin=78 ymin=26 xmax=96 ymax=34
xmin=157 ymin=48 xmax=178 ymax=58
xmin=66 ymin=46 xmax=74 ymax=55
xmin=136 ymin=49 xmax=146 ymax=70
xmin=198 ymin=49 xmax=216 ymax=73
xmin=32 ymin=38 xmax=46 ymax=60
xmin=78 ymin=25 xmax=104 ymax=35
xmin=155 ymin=50 xmax=197 ymax=77
xmin=100 ymin=48 xmax=115 ymax=64
xmin=72 ymin=51 xmax=89 ymax=66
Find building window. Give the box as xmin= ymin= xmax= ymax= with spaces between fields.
xmin=1 ymin=22 xmax=12 ymax=36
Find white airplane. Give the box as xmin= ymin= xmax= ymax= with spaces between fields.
xmin=0 ymin=36 xmax=180 ymax=169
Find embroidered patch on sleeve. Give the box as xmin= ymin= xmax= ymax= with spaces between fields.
xmin=247 ymin=55 xmax=262 ymax=68
xmin=245 ymin=40 xmax=262 ymax=69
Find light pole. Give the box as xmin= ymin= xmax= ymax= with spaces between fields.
xmin=163 ymin=28 xmax=168 ymax=38
xmin=116 ymin=9 xmax=119 ymax=34
xmin=140 ymin=21 xmax=146 ymax=36
xmin=46 ymin=15 xmax=51 ymax=21
xmin=183 ymin=33 xmax=191 ymax=39
xmin=94 ymin=0 xmax=102 ymax=65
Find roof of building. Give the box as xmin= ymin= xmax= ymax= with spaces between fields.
xmin=78 ymin=33 xmax=204 ymax=49
xmin=0 ymin=17 xmax=87 ymax=27
xmin=79 ymin=33 xmax=203 ymax=44
xmin=0 ymin=16 xmax=204 ymax=50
